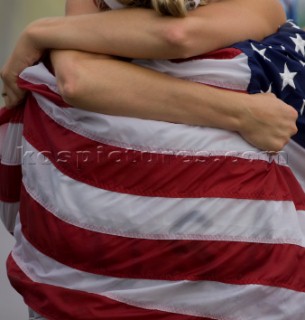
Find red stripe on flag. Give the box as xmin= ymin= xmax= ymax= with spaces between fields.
xmin=171 ymin=48 xmax=243 ymax=63
xmin=7 ymin=254 xmax=214 ymax=320
xmin=0 ymin=106 xmax=24 ymax=125
xmin=0 ymin=163 xmax=22 ymax=202
xmin=23 ymin=94 xmax=305 ymax=206
xmin=19 ymin=185 xmax=305 ymax=292
xmin=17 ymin=78 xmax=70 ymax=108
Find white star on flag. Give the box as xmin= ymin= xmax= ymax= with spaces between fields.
xmin=300 ymin=60 xmax=305 ymax=67
xmin=261 ymin=83 xmax=273 ymax=93
xmin=289 ymin=21 xmax=301 ymax=29
xmin=301 ymin=100 xmax=305 ymax=116
xmin=280 ymin=63 xmax=297 ymax=90
xmin=251 ymin=43 xmax=271 ymax=61
xmin=290 ymin=34 xmax=305 ymax=56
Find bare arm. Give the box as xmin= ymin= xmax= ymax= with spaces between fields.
xmin=1 ymin=0 xmax=286 ymax=108
xmin=1 ymin=0 xmax=296 ymax=151
xmin=50 ymin=0 xmax=296 ymax=151
xmin=50 ymin=49 xmax=297 ymax=151
xmin=25 ymin=0 xmax=286 ymax=60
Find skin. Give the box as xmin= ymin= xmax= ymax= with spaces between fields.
xmin=0 ymin=0 xmax=298 ymax=151
xmin=24 ymin=0 xmax=287 ymax=59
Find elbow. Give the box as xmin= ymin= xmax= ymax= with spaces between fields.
xmin=162 ymin=20 xmax=197 ymax=58
xmin=58 ymin=78 xmax=79 ymax=106
xmin=56 ymin=67 xmax=82 ymax=106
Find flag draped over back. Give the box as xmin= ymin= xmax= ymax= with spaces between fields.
xmin=1 ymin=21 xmax=305 ymax=320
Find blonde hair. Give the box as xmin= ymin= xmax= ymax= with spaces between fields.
xmin=151 ymin=0 xmax=208 ymax=17
xmin=96 ymin=0 xmax=208 ymax=17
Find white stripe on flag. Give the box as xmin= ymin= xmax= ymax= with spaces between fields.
xmin=0 ymin=201 xmax=19 ymax=234
xmin=284 ymin=140 xmax=305 ymax=191
xmin=33 ymin=92 xmax=258 ymax=153
xmin=133 ymin=53 xmax=251 ymax=91
xmin=22 ymin=140 xmax=305 ymax=245
xmin=33 ymin=93 xmax=290 ymax=166
xmin=1 ymin=123 xmax=23 ymax=165
xmin=19 ymin=63 xmax=60 ymax=94
xmin=12 ymin=218 xmax=305 ymax=320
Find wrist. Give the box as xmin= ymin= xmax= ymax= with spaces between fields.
xmin=236 ymin=93 xmax=262 ymax=137
xmin=24 ymin=20 xmax=42 ymax=49
xmin=203 ymin=87 xmax=246 ymax=132
xmin=25 ymin=17 xmax=58 ymax=52
xmin=230 ymin=93 xmax=251 ymax=134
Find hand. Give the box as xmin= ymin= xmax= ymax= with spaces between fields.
xmin=1 ymin=26 xmax=43 ymax=108
xmin=239 ymin=93 xmax=298 ymax=151
xmin=1 ymin=58 xmax=27 ymax=108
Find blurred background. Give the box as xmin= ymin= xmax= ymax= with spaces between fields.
xmin=281 ymin=0 xmax=305 ymax=25
xmin=0 ymin=0 xmax=304 ymax=319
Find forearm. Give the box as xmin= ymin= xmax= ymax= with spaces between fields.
xmin=26 ymin=0 xmax=286 ymax=60
xmin=27 ymin=9 xmax=185 ymax=60
xmin=1 ymin=0 xmax=285 ymax=106
xmin=51 ymin=49 xmax=297 ymax=151
xmin=52 ymin=50 xmax=245 ymax=130
xmin=51 ymin=0 xmax=290 ymax=136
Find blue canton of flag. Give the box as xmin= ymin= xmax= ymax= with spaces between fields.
xmin=233 ymin=21 xmax=305 ymax=148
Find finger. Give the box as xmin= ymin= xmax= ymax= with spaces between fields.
xmin=2 ymin=86 xmax=25 ymax=108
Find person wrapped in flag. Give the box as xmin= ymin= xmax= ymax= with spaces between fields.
xmin=1 ymin=0 xmax=305 ymax=319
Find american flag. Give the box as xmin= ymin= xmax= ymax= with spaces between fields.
xmin=1 ymin=21 xmax=305 ymax=319
xmin=233 ymin=21 xmax=305 ymax=148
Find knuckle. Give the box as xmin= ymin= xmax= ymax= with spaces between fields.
xmin=290 ymin=107 xmax=298 ymax=117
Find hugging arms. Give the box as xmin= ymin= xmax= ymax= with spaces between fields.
xmin=1 ymin=0 xmax=298 ymax=151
